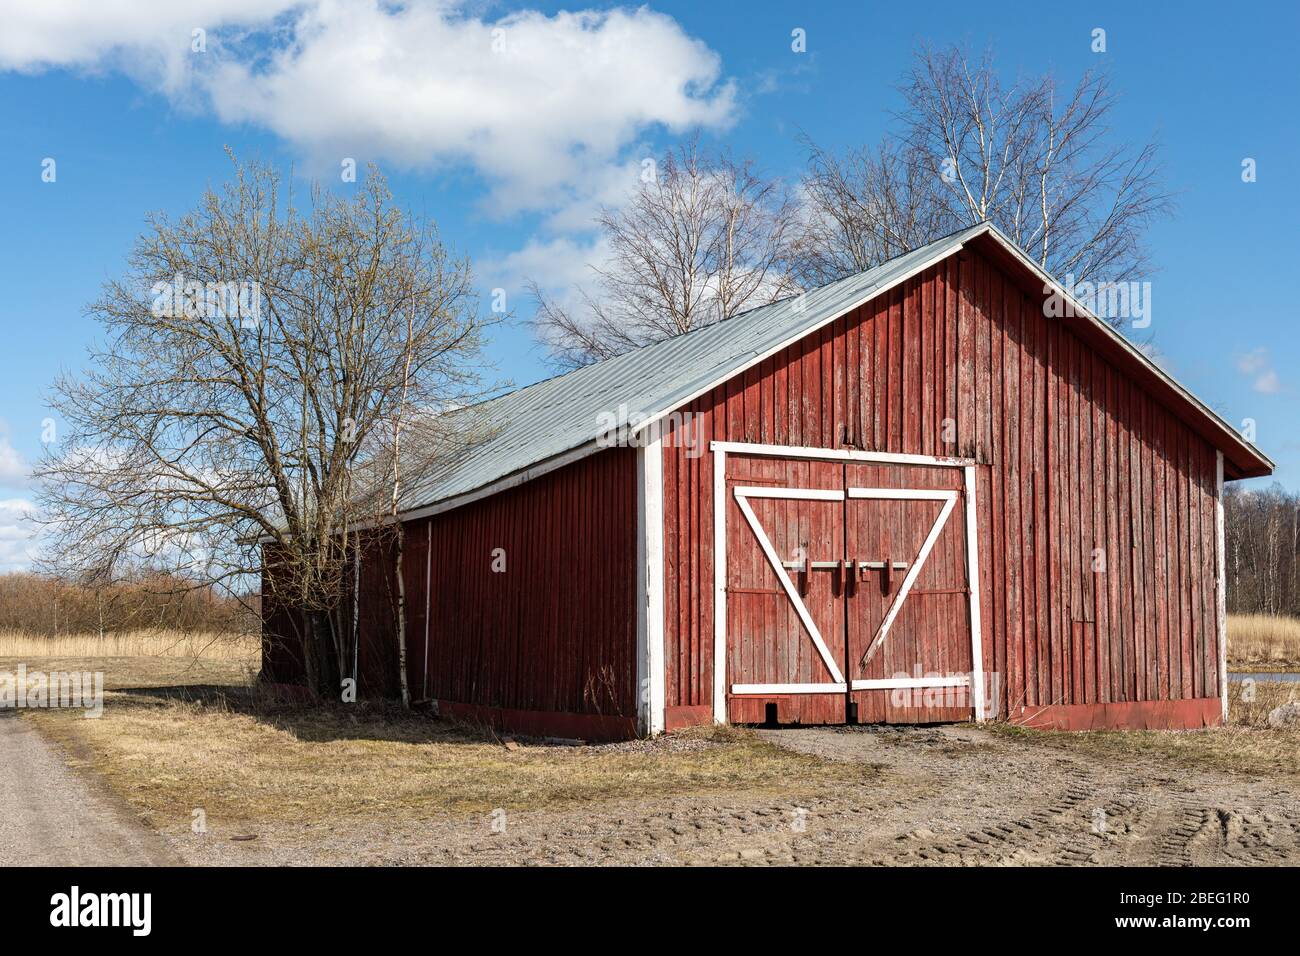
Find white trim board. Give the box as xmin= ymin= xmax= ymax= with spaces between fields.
xmin=964 ymin=465 xmax=987 ymax=721
xmin=1215 ymin=451 xmax=1228 ymax=725
xmin=636 ymin=423 xmax=666 ymax=736
xmin=732 ymin=485 xmax=846 ymax=689
xmin=712 ymin=440 xmax=975 ymax=468
xmin=733 ymin=676 xmax=972 ymax=695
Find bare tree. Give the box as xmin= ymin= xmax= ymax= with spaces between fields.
xmin=33 ymin=155 xmax=490 ymax=698
xmin=533 ymin=138 xmax=800 ymax=367
xmin=1225 ymin=483 xmax=1300 ymax=617
xmin=795 ymin=45 xmax=1173 ymax=290
xmin=791 ymin=136 xmax=956 ymax=288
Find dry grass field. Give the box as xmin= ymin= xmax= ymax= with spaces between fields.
xmin=1226 ymin=613 xmax=1300 ymax=670
xmin=5 ymin=650 xmax=868 ymax=834
xmin=994 ymin=678 xmax=1300 ymax=778
xmin=7 ymin=625 xmax=1300 ymax=865
xmin=0 ymin=629 xmax=259 ymax=664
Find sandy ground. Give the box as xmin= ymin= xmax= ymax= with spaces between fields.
xmin=158 ymin=723 xmax=1300 ymax=867
xmin=0 ymin=712 xmax=177 ymax=866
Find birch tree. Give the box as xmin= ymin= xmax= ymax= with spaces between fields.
xmin=533 ymin=138 xmax=799 ymax=367
xmin=795 ymin=45 xmax=1173 ymax=290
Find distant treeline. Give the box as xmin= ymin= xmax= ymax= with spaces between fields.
xmin=1225 ymin=483 xmax=1300 ymax=618
xmin=1 ymin=483 xmax=1288 ymax=634
xmin=0 ymin=572 xmax=257 ymax=636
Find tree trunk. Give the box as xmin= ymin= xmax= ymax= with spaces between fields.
xmin=393 ymin=525 xmax=411 ymax=707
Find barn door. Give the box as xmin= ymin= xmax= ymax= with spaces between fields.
xmin=722 ymin=451 xmax=978 ymax=726
xmin=724 ymin=455 xmax=846 ymax=725
xmin=844 ymin=463 xmax=973 ymax=722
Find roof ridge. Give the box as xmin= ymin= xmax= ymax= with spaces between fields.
xmin=488 ymin=221 xmax=992 ymax=410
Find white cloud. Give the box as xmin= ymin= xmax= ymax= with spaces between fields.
xmin=0 ymin=424 xmax=29 ymax=487
xmin=1235 ymin=347 xmax=1283 ymax=394
xmin=205 ymin=3 xmax=735 ymax=214
xmin=0 ymin=499 xmax=38 ymax=573
xmin=1253 ymin=368 xmax=1282 ymax=395
xmin=0 ymin=0 xmax=298 ymax=93
xmin=0 ymin=1 xmax=737 ymax=217
xmin=481 ymin=234 xmax=611 ymax=297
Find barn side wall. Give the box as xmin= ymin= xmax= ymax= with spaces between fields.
xmin=413 ymin=446 xmax=640 ymax=738
xmin=260 ymin=557 xmax=307 ymax=686
xmin=366 ymin=446 xmax=639 ymax=739
xmin=261 ymin=447 xmax=640 ymax=740
xmin=661 ymin=246 xmax=1223 ymax=727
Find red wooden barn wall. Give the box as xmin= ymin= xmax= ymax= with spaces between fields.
xmin=660 ymin=244 xmax=1223 ymax=727
xmin=379 ymin=446 xmax=639 ymax=738
xmin=260 ymin=561 xmax=307 ymax=685
xmin=262 ymin=446 xmax=640 ymax=739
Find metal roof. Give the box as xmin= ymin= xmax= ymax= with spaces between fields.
xmin=400 ymin=221 xmax=1271 ymax=516
xmin=400 ymin=223 xmax=990 ymax=514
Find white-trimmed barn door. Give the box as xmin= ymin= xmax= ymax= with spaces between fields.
xmin=724 ymin=455 xmax=847 ymax=725
xmin=845 ymin=462 xmax=974 ymax=723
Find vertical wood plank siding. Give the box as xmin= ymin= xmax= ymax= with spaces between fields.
xmin=410 ymin=446 xmax=639 ymax=722
xmin=334 ymin=446 xmax=639 ymax=730
xmin=661 ymin=247 xmax=1223 ymax=720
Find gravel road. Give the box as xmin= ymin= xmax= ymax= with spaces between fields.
xmin=0 ymin=713 xmax=176 ymax=866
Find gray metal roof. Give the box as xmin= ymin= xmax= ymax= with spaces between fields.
xmin=399 ymin=223 xmax=990 ymax=514
xmin=400 ymin=219 xmax=1272 ymax=515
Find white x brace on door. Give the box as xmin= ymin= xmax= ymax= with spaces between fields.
xmin=730 ymin=484 xmax=959 ymax=695
xmin=848 ymin=487 xmax=959 ymax=680
xmin=730 ymin=485 xmax=846 ymax=694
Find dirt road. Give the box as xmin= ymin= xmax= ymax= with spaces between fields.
xmin=163 ymin=724 xmax=1300 ymax=866
xmin=0 ymin=713 xmax=176 ymax=866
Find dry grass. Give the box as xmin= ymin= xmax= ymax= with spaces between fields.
xmin=11 ymin=655 xmax=868 ymax=830
xmin=0 ymin=629 xmax=259 ymax=664
xmin=991 ymin=678 xmax=1300 ymax=778
xmin=1227 ymin=613 xmax=1300 ymax=670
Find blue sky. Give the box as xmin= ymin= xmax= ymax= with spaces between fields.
xmin=0 ymin=0 xmax=1296 ymax=570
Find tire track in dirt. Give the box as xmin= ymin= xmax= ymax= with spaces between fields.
xmin=164 ymin=724 xmax=1300 ymax=866
xmin=886 ymin=768 xmax=1103 ymax=865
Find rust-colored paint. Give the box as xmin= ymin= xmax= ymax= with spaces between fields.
xmin=664 ymin=704 xmax=712 ymax=730
xmin=1011 ymin=697 xmax=1222 ymax=731
xmin=266 ymin=240 xmax=1234 ymax=739
xmin=264 ymin=447 xmax=640 ymax=739
xmin=661 ymin=245 xmax=1225 ymax=729
xmin=415 ymin=447 xmax=639 ymax=722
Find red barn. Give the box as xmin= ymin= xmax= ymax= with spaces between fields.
xmin=263 ymin=222 xmax=1272 ymax=739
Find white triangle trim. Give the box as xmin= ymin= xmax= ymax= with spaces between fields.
xmin=731 ymin=486 xmax=846 ymax=687
xmin=853 ymin=488 xmax=959 ymax=671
